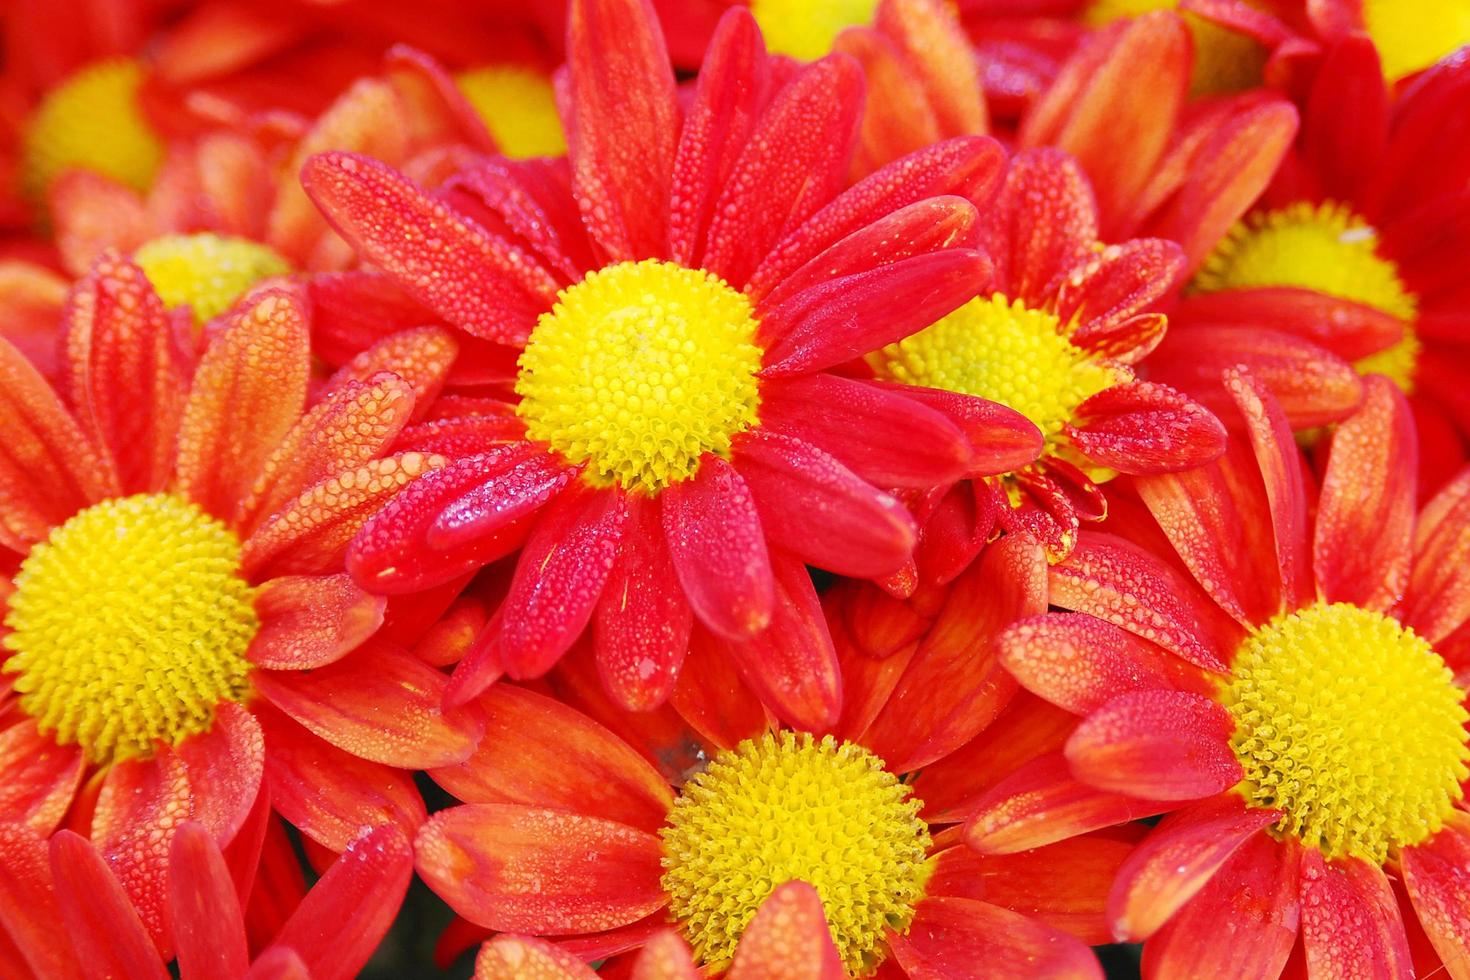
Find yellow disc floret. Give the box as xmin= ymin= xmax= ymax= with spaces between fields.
xmin=1220 ymin=602 xmax=1469 ymax=863
xmin=1361 ymin=0 xmax=1470 ymax=82
xmin=870 ymin=293 xmax=1121 ymax=449
xmin=22 ymin=58 xmax=164 ymax=200
xmin=3 ymin=494 xmax=259 ymax=765
xmin=749 ymin=0 xmax=880 ymax=60
xmin=661 ymin=732 xmax=931 ymax=975
xmin=1083 ymin=0 xmax=1266 ymax=95
xmin=515 ymin=259 xmax=763 ymax=495
xmin=454 ymin=65 xmax=567 ymax=159
xmin=133 ymin=233 xmax=292 ymax=326
xmin=1194 ymin=201 xmax=1421 ymax=391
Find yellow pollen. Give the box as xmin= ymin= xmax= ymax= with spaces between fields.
xmin=454 ymin=65 xmax=567 ymax=159
xmin=1083 ymin=0 xmax=1266 ymax=95
xmin=1194 ymin=201 xmax=1421 ymax=391
xmin=1220 ymin=602 xmax=1469 ymax=863
xmin=515 ymin=259 xmax=763 ymax=495
xmin=132 ymin=233 xmax=292 ymax=327
xmin=22 ymin=58 xmax=164 ymax=201
xmin=2 ymin=494 xmax=259 ymax=765
xmin=1361 ymin=0 xmax=1470 ymax=82
xmin=870 ymin=293 xmax=1120 ymax=450
xmin=749 ymin=0 xmax=880 ymax=60
xmin=661 ymin=732 xmax=931 ymax=975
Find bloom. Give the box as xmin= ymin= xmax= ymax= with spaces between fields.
xmin=0 ymin=254 xmax=478 ymax=950
xmin=303 ymin=0 xmax=1041 ymax=724
xmin=977 ymin=369 xmax=1470 ymax=976
xmin=412 ymin=533 xmax=1125 ymax=979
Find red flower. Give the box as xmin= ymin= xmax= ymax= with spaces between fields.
xmin=0 ymin=820 xmax=411 ymax=980
xmin=976 ymin=369 xmax=1470 ymax=976
xmin=412 ymin=568 xmax=1124 ymax=977
xmin=302 ymin=0 xmax=1042 ymax=724
xmin=0 ymin=256 xmax=479 ymax=953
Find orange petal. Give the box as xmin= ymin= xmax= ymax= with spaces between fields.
xmin=1106 ymin=794 xmax=1277 ymax=940
xmin=416 ymin=803 xmax=666 ymax=933
xmin=475 ymin=935 xmax=597 ymax=979
xmin=886 ymin=896 xmax=1101 ymax=980
xmin=877 ymin=0 xmax=986 ymax=139
xmin=671 ymin=626 xmax=773 ymax=750
xmin=254 ymin=637 xmax=482 ymax=769
xmin=1403 ymin=470 xmax=1470 ymax=643
xmin=1299 ymin=851 xmax=1414 ymax=978
xmin=0 ymin=262 xmax=68 ymax=382
xmin=1313 ymin=375 xmax=1416 ymax=611
xmin=1401 ymin=817 xmax=1470 ymax=980
xmin=629 ymin=929 xmax=700 ymax=980
xmin=175 ymin=286 xmax=310 ymax=522
xmin=322 ymin=326 xmax=458 ymax=424
xmin=728 ymin=881 xmax=846 ymax=980
xmin=0 ymin=719 xmax=83 ymax=834
xmin=249 ymin=573 xmax=386 ymax=671
xmin=50 ymin=171 xmax=149 ymax=277
xmin=429 ymin=684 xmax=674 ymax=834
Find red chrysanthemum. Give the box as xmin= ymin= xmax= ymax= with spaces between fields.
xmin=300 ymin=0 xmax=1044 ymax=725
xmin=974 ymin=369 xmax=1470 ymax=977
xmin=411 ymin=559 xmax=1127 ymax=978
xmin=0 ymin=820 xmax=411 ymax=980
xmin=0 ymin=255 xmax=481 ymax=953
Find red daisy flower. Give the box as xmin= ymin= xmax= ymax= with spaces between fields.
xmin=1150 ymin=37 xmax=1470 ymax=490
xmin=0 ymin=256 xmax=480 ymax=952
xmin=0 ymin=820 xmax=411 ymax=980
xmin=861 ymin=145 xmax=1225 ymax=578
xmin=301 ymin=0 xmax=1042 ymax=725
xmin=412 ymin=537 xmax=1129 ymax=979
xmin=975 ymin=369 xmax=1470 ymax=976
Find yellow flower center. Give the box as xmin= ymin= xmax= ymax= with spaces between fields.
xmin=454 ymin=65 xmax=567 ymax=159
xmin=1220 ymin=602 xmax=1469 ymax=863
xmin=1362 ymin=0 xmax=1470 ymax=81
xmin=22 ymin=58 xmax=164 ymax=201
xmin=870 ymin=293 xmax=1119 ymax=451
xmin=749 ymin=0 xmax=880 ymax=60
xmin=1083 ymin=0 xmax=1266 ymax=95
xmin=1194 ymin=201 xmax=1421 ymax=392
xmin=133 ymin=233 xmax=292 ymax=327
xmin=2 ymin=494 xmax=259 ymax=765
xmin=661 ymin=732 xmax=931 ymax=975
xmin=514 ymin=259 xmax=763 ymax=495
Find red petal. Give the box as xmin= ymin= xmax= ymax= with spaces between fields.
xmin=702 ymin=55 xmax=863 ymax=287
xmin=0 ymin=824 xmax=83 ymax=980
xmin=475 ymin=936 xmax=597 ymax=979
xmin=594 ymin=499 xmax=692 ymax=711
xmin=0 ymin=720 xmax=84 ymax=834
xmin=966 ymin=752 xmax=1171 ymax=855
xmin=175 ymin=287 xmax=310 ymax=521
xmin=169 ymin=823 xmax=249 ymax=980
xmin=671 ymin=630 xmax=773 ymax=750
xmin=1302 ymin=36 xmax=1387 ymax=204
xmin=1067 ymin=381 xmax=1227 ymax=475
xmin=50 ymin=172 xmax=149 ymax=276
xmin=566 ymin=0 xmax=679 ymax=260
xmin=736 ymin=429 xmax=916 ymax=578
xmin=249 ymin=573 xmax=385 ymax=670
xmin=173 ymin=703 xmax=266 ymax=846
xmin=882 ymin=383 xmax=1044 ymax=476
xmin=499 ymin=483 xmax=628 ymax=679
xmin=861 ymin=534 xmax=1043 ymax=772
xmin=255 ymin=638 xmax=482 ymax=768
xmin=1066 ymin=690 xmax=1240 ymax=802
xmin=999 ymin=613 xmax=1214 ymax=716
xmin=300 ymin=152 xmax=556 ymax=345
xmin=759 ymin=374 xmax=972 ymax=487
xmin=630 ymin=929 xmax=700 ymax=979
xmin=1299 ymin=851 xmax=1414 ymax=979
xmin=258 ymin=705 xmax=426 ymax=853
xmin=270 ymin=825 xmax=414 ymax=980
xmin=1313 ymin=376 xmax=1416 ymax=610
xmin=662 ymin=456 xmax=774 ymax=639
xmin=1142 ymin=832 xmax=1300 ymax=980
xmin=1174 ymin=287 xmax=1403 ymax=362
xmin=1403 ymin=471 xmax=1470 ymax=643
xmin=886 ymin=896 xmax=1102 ymax=980
xmin=427 ymin=446 xmax=578 ymax=554
xmin=48 ymin=832 xmax=168 ymax=979
xmin=1401 ymin=819 xmax=1470 ymax=979
xmin=245 ymin=947 xmax=310 ymax=980
xmin=416 ymin=804 xmax=666 ymax=933
xmin=995 ymin=148 xmax=1100 ymax=302
xmin=1107 ymin=794 xmax=1278 ymax=940
xmin=61 ymin=251 xmax=184 ymax=494
xmin=728 ymin=882 xmax=845 ymax=980
xmin=429 ymin=684 xmax=674 ymax=835
xmin=1056 ymin=239 xmax=1183 ymax=356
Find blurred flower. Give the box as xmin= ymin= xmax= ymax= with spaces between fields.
xmin=0 ymin=820 xmax=411 ymax=980
xmin=977 ymin=369 xmax=1470 ymax=977
xmin=0 ymin=257 xmax=476 ymax=952
xmin=302 ymin=0 xmax=1043 ymax=724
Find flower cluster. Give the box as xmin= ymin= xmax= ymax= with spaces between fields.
xmin=1 ymin=0 xmax=1468 ymax=978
